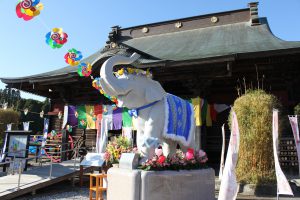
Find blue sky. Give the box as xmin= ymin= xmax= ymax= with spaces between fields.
xmin=0 ymin=0 xmax=299 ymax=101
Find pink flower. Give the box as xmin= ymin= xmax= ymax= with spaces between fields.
xmin=155 ymin=148 xmax=163 ymax=157
xmin=186 ymin=148 xmax=195 ymax=160
xmin=198 ymin=149 xmax=206 ymax=157
xmin=198 ymin=149 xmax=208 ymax=163
xmin=104 ymin=152 xmax=110 ymax=161
xmin=158 ymin=155 xmax=166 ymax=164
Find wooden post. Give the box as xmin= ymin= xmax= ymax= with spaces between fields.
xmin=61 ymin=129 xmax=68 ymax=161
xmin=80 ymin=165 xmax=83 ymax=187
xmin=195 ymin=126 xmax=201 ymax=150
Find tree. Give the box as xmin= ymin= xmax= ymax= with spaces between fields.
xmin=0 ymin=89 xmax=50 ymax=135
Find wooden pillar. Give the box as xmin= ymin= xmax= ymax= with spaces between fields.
xmin=195 ymin=126 xmax=201 ymax=150
xmin=61 ymin=129 xmax=68 ymax=161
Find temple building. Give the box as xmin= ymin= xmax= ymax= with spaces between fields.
xmin=2 ymin=2 xmax=300 ymax=171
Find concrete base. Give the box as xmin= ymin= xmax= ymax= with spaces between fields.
xmin=107 ymin=168 xmax=141 ymax=200
xmin=107 ymin=168 xmax=215 ymax=200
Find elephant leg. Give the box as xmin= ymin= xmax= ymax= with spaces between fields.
xmin=162 ymin=139 xmax=177 ymax=157
xmin=138 ymin=101 xmax=165 ymax=161
xmin=136 ymin=117 xmax=146 ymax=156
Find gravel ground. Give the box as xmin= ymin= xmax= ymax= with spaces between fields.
xmin=13 ymin=180 xmax=106 ymax=200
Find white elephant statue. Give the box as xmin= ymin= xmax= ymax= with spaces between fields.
xmin=99 ymin=53 xmax=195 ymax=160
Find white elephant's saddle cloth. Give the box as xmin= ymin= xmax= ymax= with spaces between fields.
xmin=163 ymin=94 xmax=195 ymax=146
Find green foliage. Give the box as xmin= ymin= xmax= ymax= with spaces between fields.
xmin=0 ymin=89 xmax=50 ymax=136
xmin=231 ymin=90 xmax=280 ymax=185
xmin=0 ymin=109 xmax=19 ymax=146
xmin=19 ymin=99 xmax=45 ymax=134
xmin=295 ymin=103 xmax=300 ymax=115
xmin=0 ymin=88 xmax=20 ymax=108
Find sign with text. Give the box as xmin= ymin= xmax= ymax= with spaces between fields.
xmin=80 ymin=153 xmax=105 ymax=167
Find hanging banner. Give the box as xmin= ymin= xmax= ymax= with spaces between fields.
xmin=219 ymin=123 xmax=226 ymax=180
xmin=0 ymin=124 xmax=11 ymax=162
xmin=23 ymin=122 xmax=30 ymax=131
xmin=273 ymin=110 xmax=293 ymax=196
xmin=288 ymin=115 xmax=300 ymax=175
xmin=62 ymin=105 xmax=68 ymax=129
xmin=96 ymin=119 xmax=101 ymax=153
xmin=41 ymin=118 xmax=49 ymax=155
xmin=218 ymin=111 xmax=240 ymax=200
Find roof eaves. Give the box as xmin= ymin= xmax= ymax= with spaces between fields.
xmin=120 ymin=8 xmax=249 ymax=31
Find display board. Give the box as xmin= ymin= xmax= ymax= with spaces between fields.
xmin=80 ymin=153 xmax=105 ymax=167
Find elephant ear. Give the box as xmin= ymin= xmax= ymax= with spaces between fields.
xmin=145 ymin=81 xmax=166 ymax=103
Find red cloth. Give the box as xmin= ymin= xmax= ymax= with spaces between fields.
xmin=94 ymin=105 xmax=102 ymax=130
xmin=210 ymin=104 xmax=217 ymax=121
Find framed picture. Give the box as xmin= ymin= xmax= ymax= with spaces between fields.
xmin=7 ymin=132 xmax=30 ymax=158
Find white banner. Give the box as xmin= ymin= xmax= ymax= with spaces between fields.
xmin=23 ymin=122 xmax=30 ymax=131
xmin=219 ymin=123 xmax=226 ymax=180
xmin=218 ymin=111 xmax=240 ymax=200
xmin=41 ymin=118 xmax=49 ymax=148
xmin=62 ymin=105 xmax=68 ymax=129
xmin=288 ymin=115 xmax=300 ymax=176
xmin=273 ymin=110 xmax=293 ymax=196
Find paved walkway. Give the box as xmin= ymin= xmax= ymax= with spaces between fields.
xmin=0 ymin=159 xmax=89 ymax=200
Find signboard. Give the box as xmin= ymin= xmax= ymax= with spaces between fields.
xmin=7 ymin=134 xmax=29 ymax=158
xmin=9 ymin=158 xmax=27 ymax=172
xmin=119 ymin=153 xmax=139 ymax=170
xmin=80 ymin=153 xmax=105 ymax=167
xmin=5 ymin=131 xmax=31 ymax=172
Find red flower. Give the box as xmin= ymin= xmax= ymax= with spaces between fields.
xmin=157 ymin=155 xmax=166 ymax=164
xmin=186 ymin=148 xmax=195 ymax=160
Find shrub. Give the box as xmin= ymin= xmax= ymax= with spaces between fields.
xmin=0 ymin=109 xmax=20 ymax=146
xmin=231 ymin=90 xmax=280 ymax=184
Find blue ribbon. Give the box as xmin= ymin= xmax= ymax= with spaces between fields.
xmin=128 ymin=100 xmax=160 ymax=118
xmin=128 ymin=109 xmax=138 ymax=118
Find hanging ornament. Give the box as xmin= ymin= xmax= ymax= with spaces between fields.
xmin=2 ymin=102 xmax=8 ymax=110
xmin=40 ymin=110 xmax=44 ymax=118
xmin=75 ymin=111 xmax=78 ymax=118
xmin=45 ymin=28 xmax=68 ymax=49
xmin=64 ymin=48 xmax=82 ymax=66
xmin=51 ymin=130 xmax=57 ymax=137
xmin=80 ymin=119 xmax=86 ymax=127
xmin=16 ymin=0 xmax=44 ymax=21
xmin=77 ymin=62 xmax=92 ymax=77
xmin=58 ymin=111 xmax=62 ymax=119
xmin=24 ymin=108 xmax=29 ymax=115
xmin=66 ymin=125 xmax=72 ymax=132
xmin=92 ymin=115 xmax=97 ymax=122
xmin=89 ymin=108 xmax=94 ymax=116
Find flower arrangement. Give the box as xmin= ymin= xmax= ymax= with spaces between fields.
xmin=103 ymin=136 xmax=135 ymax=164
xmin=139 ymin=147 xmax=208 ymax=171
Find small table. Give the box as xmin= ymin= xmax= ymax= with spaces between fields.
xmin=89 ymin=173 xmax=107 ymax=200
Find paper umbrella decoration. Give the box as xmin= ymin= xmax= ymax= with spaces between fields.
xmin=45 ymin=28 xmax=68 ymax=49
xmin=77 ymin=62 xmax=92 ymax=77
xmin=64 ymin=48 xmax=83 ymax=66
xmin=16 ymin=0 xmax=43 ymax=21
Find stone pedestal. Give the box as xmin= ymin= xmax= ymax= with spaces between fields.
xmin=141 ymin=168 xmax=215 ymax=200
xmin=107 ymin=168 xmax=141 ymax=200
xmin=107 ymin=168 xmax=215 ymax=200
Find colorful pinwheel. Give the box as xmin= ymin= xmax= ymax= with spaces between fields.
xmin=45 ymin=28 xmax=68 ymax=49
xmin=64 ymin=48 xmax=82 ymax=66
xmin=16 ymin=0 xmax=43 ymax=21
xmin=77 ymin=62 xmax=92 ymax=77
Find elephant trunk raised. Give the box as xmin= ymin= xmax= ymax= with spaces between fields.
xmin=100 ymin=53 xmax=141 ymax=97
